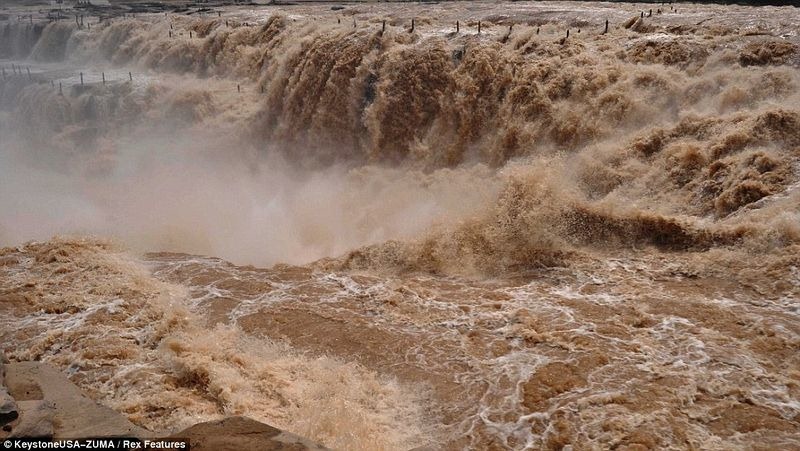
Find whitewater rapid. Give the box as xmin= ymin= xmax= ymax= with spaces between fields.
xmin=1 ymin=1 xmax=799 ymax=449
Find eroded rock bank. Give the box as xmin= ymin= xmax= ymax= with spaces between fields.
xmin=0 ymin=353 xmax=327 ymax=450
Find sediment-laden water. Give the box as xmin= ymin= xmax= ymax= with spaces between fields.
xmin=1 ymin=1 xmax=799 ymax=449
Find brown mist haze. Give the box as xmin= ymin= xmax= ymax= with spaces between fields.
xmin=1 ymin=2 xmax=799 ymax=270
xmin=1 ymin=1 xmax=799 ymax=449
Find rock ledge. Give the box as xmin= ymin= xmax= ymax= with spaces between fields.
xmin=0 ymin=357 xmax=327 ymax=450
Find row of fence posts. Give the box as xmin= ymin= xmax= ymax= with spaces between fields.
xmin=331 ymin=17 xmax=637 ymax=39
xmin=149 ymin=11 xmax=668 ymax=46
xmin=336 ymin=18 xmax=619 ymax=36
xmin=155 ymin=17 xmax=607 ymax=39
xmin=331 ymin=16 xmax=659 ymax=38
xmin=14 ymin=1 xmax=679 ymax=34
xmin=1 ymin=66 xmax=135 ymax=95
xmin=1 ymin=64 xmax=253 ymax=97
xmin=2 ymin=64 xmax=34 ymax=81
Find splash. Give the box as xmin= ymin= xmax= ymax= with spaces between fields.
xmin=1 ymin=1 xmax=799 ymax=449
xmin=0 ymin=237 xmax=432 ymax=450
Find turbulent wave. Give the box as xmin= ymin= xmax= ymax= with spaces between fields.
xmin=1 ymin=2 xmax=800 ymax=448
xmin=2 ymin=8 xmax=799 ymax=273
xmin=0 ymin=237 xmax=431 ymax=450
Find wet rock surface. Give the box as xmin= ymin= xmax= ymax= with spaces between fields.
xmin=1 ymin=361 xmax=148 ymax=439
xmin=9 ymin=400 xmax=55 ymax=439
xmin=170 ymin=417 xmax=329 ymax=451
xmin=0 ymin=360 xmax=324 ymax=449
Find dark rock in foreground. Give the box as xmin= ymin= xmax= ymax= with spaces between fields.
xmin=170 ymin=417 xmax=329 ymax=451
xmin=1 ymin=361 xmax=148 ymax=439
xmin=9 ymin=400 xmax=55 ymax=438
xmin=0 ymin=359 xmax=327 ymax=450
xmin=0 ymin=390 xmax=17 ymax=427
